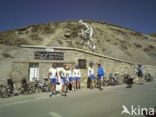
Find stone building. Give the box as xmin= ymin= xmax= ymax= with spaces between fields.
xmin=11 ymin=45 xmax=156 ymax=86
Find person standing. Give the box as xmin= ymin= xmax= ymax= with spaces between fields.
xmin=97 ymin=63 xmax=104 ymax=90
xmin=73 ymin=65 xmax=81 ymax=91
xmin=66 ymin=66 xmax=74 ymax=91
xmin=137 ymin=64 xmax=143 ymax=84
xmin=48 ymin=64 xmax=58 ymax=97
xmin=88 ymin=63 xmax=96 ymax=89
xmin=59 ymin=67 xmax=67 ymax=96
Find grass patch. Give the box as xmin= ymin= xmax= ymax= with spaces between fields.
xmin=129 ymin=32 xmax=142 ymax=37
xmin=0 ymin=36 xmax=29 ymax=46
xmin=57 ymin=39 xmax=63 ymax=45
xmin=114 ymin=42 xmax=118 ymax=45
xmin=107 ymin=39 xmax=110 ymax=42
xmin=144 ymin=48 xmax=151 ymax=52
xmin=111 ymin=28 xmax=126 ymax=35
xmin=121 ymin=45 xmax=127 ymax=49
xmin=29 ymin=34 xmax=43 ymax=41
xmin=2 ymin=53 xmax=14 ymax=58
xmin=149 ymin=33 xmax=156 ymax=37
xmin=134 ymin=43 xmax=142 ymax=48
xmin=96 ymin=28 xmax=104 ymax=35
xmin=149 ymin=45 xmax=154 ymax=49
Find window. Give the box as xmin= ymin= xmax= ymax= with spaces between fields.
xmin=29 ymin=63 xmax=39 ymax=81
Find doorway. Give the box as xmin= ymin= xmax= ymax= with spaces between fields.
xmin=29 ymin=63 xmax=39 ymax=81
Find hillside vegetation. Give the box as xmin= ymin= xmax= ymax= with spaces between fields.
xmin=0 ymin=20 xmax=156 ymax=75
xmin=149 ymin=33 xmax=156 ymax=37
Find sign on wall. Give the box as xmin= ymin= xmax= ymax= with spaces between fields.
xmin=34 ymin=51 xmax=64 ymax=60
xmin=78 ymin=59 xmax=86 ymax=69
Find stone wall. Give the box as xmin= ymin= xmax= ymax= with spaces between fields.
xmin=10 ymin=62 xmax=29 ymax=82
xmin=4 ymin=45 xmax=156 ymax=86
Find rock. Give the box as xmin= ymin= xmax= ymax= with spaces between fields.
xmin=64 ymin=33 xmax=70 ymax=38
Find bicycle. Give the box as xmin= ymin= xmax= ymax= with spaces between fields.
xmin=17 ymin=78 xmax=34 ymax=95
xmin=0 ymin=79 xmax=19 ymax=98
xmin=31 ymin=78 xmax=50 ymax=93
xmin=0 ymin=84 xmax=8 ymax=98
xmin=144 ymin=73 xmax=153 ymax=82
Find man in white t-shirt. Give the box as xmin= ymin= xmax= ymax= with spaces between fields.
xmin=88 ymin=63 xmax=96 ymax=88
xmin=73 ymin=64 xmax=81 ymax=91
xmin=48 ymin=64 xmax=58 ymax=97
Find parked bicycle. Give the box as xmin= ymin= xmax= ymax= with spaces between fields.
xmin=17 ymin=78 xmax=34 ymax=95
xmin=0 ymin=79 xmax=18 ymax=98
xmin=105 ymin=73 xmax=122 ymax=86
xmin=7 ymin=79 xmax=18 ymax=96
xmin=0 ymin=84 xmax=8 ymax=98
xmin=31 ymin=77 xmax=50 ymax=93
xmin=122 ymin=74 xmax=133 ymax=88
xmin=144 ymin=73 xmax=153 ymax=82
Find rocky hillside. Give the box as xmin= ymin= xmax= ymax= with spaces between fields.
xmin=0 ymin=20 xmax=156 ymax=80
xmin=1 ymin=20 xmax=156 ymax=63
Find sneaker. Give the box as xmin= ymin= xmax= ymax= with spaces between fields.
xmin=61 ymin=93 xmax=67 ymax=96
xmin=126 ymin=86 xmax=130 ymax=88
xmin=99 ymin=87 xmax=103 ymax=90
xmin=68 ymin=89 xmax=70 ymax=92
xmin=78 ymin=89 xmax=80 ymax=91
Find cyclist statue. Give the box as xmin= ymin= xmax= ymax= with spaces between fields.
xmin=78 ymin=20 xmax=96 ymax=50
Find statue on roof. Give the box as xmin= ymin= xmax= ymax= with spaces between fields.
xmin=78 ymin=20 xmax=96 ymax=50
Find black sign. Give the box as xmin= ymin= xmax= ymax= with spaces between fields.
xmin=34 ymin=51 xmax=64 ymax=60
xmin=78 ymin=59 xmax=86 ymax=69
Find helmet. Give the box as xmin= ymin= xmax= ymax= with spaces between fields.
xmin=75 ymin=64 xmax=79 ymax=68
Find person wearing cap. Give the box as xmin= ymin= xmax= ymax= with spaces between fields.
xmin=48 ymin=64 xmax=58 ymax=97
xmin=73 ymin=64 xmax=81 ymax=91
xmin=88 ymin=63 xmax=96 ymax=89
xmin=66 ymin=66 xmax=74 ymax=91
xmin=59 ymin=64 xmax=67 ymax=96
xmin=137 ymin=64 xmax=143 ymax=84
xmin=97 ymin=63 xmax=104 ymax=90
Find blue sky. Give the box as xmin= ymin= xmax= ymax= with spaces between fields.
xmin=0 ymin=0 xmax=156 ymax=34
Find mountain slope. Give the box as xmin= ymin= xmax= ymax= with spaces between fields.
xmin=0 ymin=20 xmax=156 ymax=66
xmin=149 ymin=33 xmax=156 ymax=37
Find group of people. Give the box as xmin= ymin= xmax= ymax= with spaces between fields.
xmin=48 ymin=63 xmax=104 ymax=97
xmin=48 ymin=62 xmax=143 ymax=97
xmin=48 ymin=64 xmax=81 ymax=96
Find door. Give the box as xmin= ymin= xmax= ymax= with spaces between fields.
xmin=29 ymin=63 xmax=39 ymax=81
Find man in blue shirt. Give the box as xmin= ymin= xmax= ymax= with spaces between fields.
xmin=97 ymin=63 xmax=104 ymax=90
xmin=138 ymin=64 xmax=143 ymax=84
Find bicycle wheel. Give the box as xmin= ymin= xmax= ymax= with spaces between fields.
xmin=18 ymin=87 xmax=25 ymax=95
xmin=117 ymin=78 xmax=122 ymax=85
xmin=29 ymin=85 xmax=36 ymax=93
xmin=0 ymin=86 xmax=8 ymax=98
xmin=104 ymin=80 xmax=109 ymax=86
xmin=26 ymin=85 xmax=33 ymax=94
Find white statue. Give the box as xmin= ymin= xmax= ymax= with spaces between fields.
xmin=78 ymin=20 xmax=96 ymax=50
